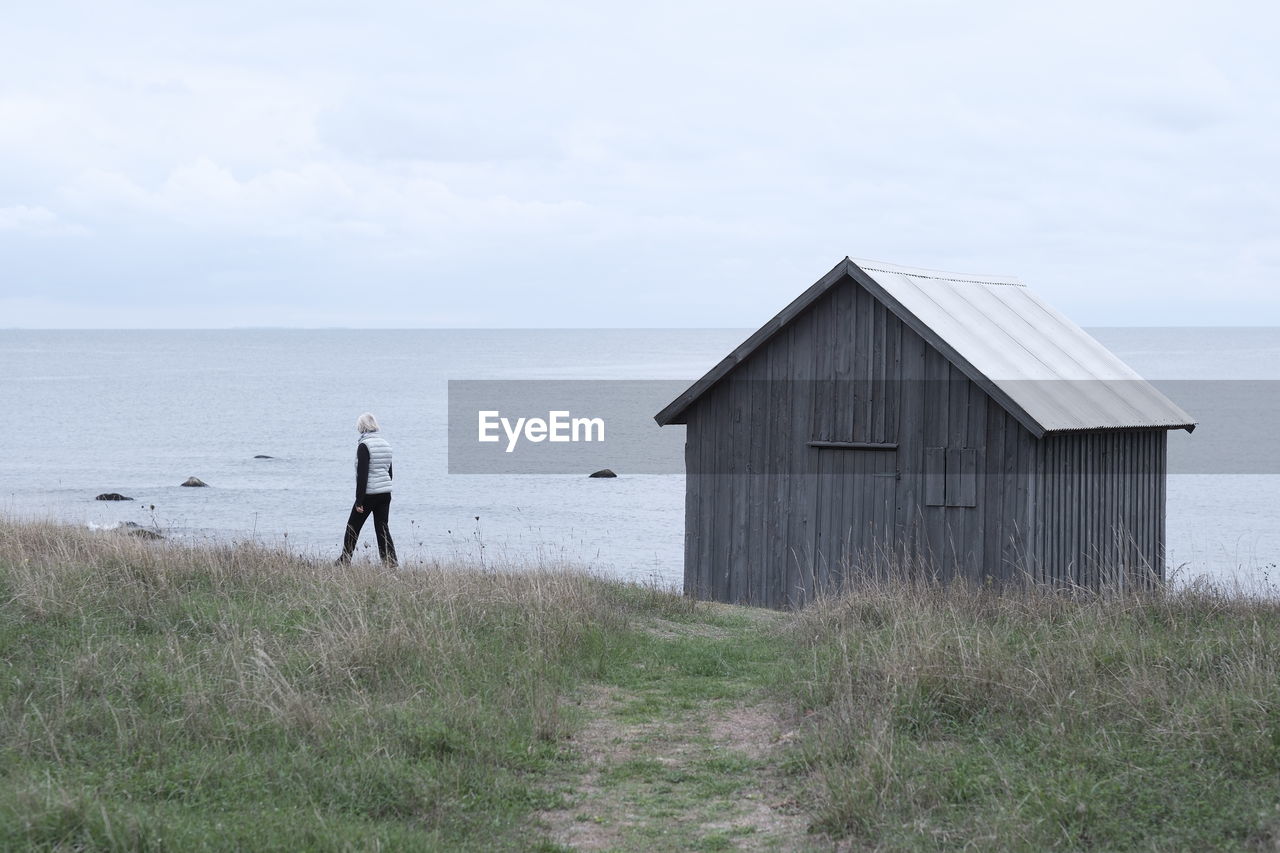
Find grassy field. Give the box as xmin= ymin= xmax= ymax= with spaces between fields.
xmin=2 ymin=520 xmax=1279 ymax=851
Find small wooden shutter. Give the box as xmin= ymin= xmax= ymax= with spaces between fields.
xmin=928 ymin=446 xmax=976 ymax=508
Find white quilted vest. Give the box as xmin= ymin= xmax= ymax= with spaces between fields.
xmin=359 ymin=432 xmax=393 ymax=495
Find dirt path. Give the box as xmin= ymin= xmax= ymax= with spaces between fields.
xmin=535 ymin=611 xmax=827 ymax=852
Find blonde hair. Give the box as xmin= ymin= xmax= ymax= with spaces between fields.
xmin=356 ymin=412 xmax=380 ymax=434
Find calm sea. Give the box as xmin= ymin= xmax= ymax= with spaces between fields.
xmin=2 ymin=328 xmax=1277 ymax=589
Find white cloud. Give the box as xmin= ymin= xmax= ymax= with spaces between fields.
xmin=0 ymin=204 xmax=87 ymax=237
xmin=1 ymin=0 xmax=1278 ymax=325
xmin=60 ymin=158 xmax=596 ymax=243
xmin=0 ymin=205 xmax=56 ymax=230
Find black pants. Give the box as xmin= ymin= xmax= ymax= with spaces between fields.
xmin=339 ymin=492 xmax=397 ymax=565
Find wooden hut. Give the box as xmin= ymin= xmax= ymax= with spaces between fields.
xmin=655 ymin=258 xmax=1195 ymax=607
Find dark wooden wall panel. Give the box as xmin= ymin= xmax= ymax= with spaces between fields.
xmin=1029 ymin=430 xmax=1167 ymax=589
xmin=680 ymin=273 xmax=1170 ymax=607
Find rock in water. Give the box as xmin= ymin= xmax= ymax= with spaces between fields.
xmin=95 ymin=492 xmax=133 ymax=501
xmin=253 ymin=454 xmax=274 ymax=459
xmin=589 ymin=469 xmax=617 ymax=478
xmin=180 ymin=477 xmax=208 ymax=487
xmin=119 ymin=522 xmax=164 ymax=540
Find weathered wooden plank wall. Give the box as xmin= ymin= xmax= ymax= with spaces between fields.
xmin=1030 ymin=430 xmax=1166 ymax=590
xmin=682 ymin=275 xmax=1169 ymax=607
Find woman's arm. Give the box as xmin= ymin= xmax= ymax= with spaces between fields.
xmin=356 ymin=443 xmax=370 ymax=503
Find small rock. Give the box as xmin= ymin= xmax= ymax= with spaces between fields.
xmin=106 ymin=522 xmax=163 ymax=540
xmin=180 ymin=477 xmax=208 ymax=487
xmin=253 ymin=454 xmax=274 ymax=459
xmin=95 ymin=492 xmax=133 ymax=501
xmin=589 ymin=469 xmax=617 ymax=478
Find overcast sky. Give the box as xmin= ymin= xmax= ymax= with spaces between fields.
xmin=1 ymin=1 xmax=1277 ymax=328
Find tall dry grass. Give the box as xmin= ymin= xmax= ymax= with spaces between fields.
xmin=786 ymin=577 xmax=1280 ymax=848
xmin=0 ymin=519 xmax=649 ymax=849
xmin=7 ymin=519 xmax=1280 ymax=849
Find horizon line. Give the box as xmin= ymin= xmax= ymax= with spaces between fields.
xmin=5 ymin=324 xmax=1280 ymax=332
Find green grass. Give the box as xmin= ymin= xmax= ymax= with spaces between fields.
xmin=0 ymin=521 xmax=648 ymax=851
xmin=528 ymin=599 xmax=801 ymax=851
xmin=786 ymin=581 xmax=1280 ymax=850
xmin=3 ymin=520 xmax=1279 ymax=850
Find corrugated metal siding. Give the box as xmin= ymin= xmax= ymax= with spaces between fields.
xmin=853 ymin=259 xmax=1196 ymax=433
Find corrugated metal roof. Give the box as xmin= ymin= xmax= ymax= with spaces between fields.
xmin=654 ymin=257 xmax=1196 ymax=434
xmin=851 ymin=258 xmax=1196 ymax=433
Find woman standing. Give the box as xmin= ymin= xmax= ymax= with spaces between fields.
xmin=337 ymin=412 xmax=398 ymax=566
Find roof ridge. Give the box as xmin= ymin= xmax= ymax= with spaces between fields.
xmin=857 ymin=263 xmax=1025 ymax=288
